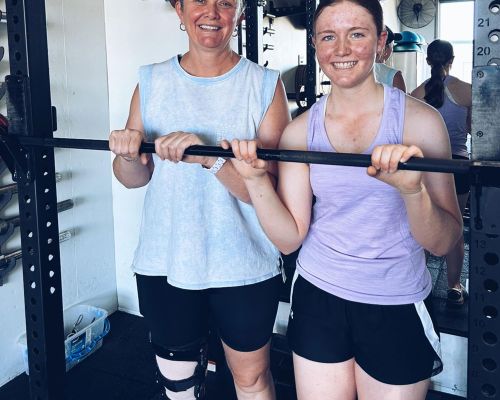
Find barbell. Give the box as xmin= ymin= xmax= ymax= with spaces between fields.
xmin=7 ymin=136 xmax=497 ymax=174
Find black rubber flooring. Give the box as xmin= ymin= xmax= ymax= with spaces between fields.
xmin=0 ymin=310 xmax=465 ymax=400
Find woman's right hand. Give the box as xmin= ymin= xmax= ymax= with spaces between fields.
xmin=221 ymin=139 xmax=269 ymax=180
xmin=109 ymin=128 xmax=150 ymax=165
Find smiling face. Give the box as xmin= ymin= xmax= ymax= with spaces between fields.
xmin=313 ymin=1 xmax=386 ymax=89
xmin=176 ymin=0 xmax=243 ymax=51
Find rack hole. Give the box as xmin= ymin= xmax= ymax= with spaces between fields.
xmin=484 ymin=279 xmax=499 ymax=293
xmin=50 ymin=287 xmax=56 ymax=294
xmin=484 ymin=305 xmax=498 ymax=319
xmin=484 ymin=252 xmax=499 ymax=265
xmin=13 ymin=15 xmax=19 ymax=24
xmin=45 ymin=203 xmax=50 ymax=211
xmin=24 ymin=195 xmax=31 ymax=204
xmin=484 ymin=331 xmax=498 ymax=345
xmin=481 ymin=383 xmax=496 ymax=397
xmin=49 ymin=270 xmax=54 ymax=278
xmin=483 ymin=358 xmax=497 ymax=372
xmin=25 ymin=212 xmax=31 ymax=219
xmin=14 ymin=33 xmax=20 ymax=42
xmin=30 ymin=314 xmax=37 ymax=322
xmin=30 ymin=265 xmax=35 ymax=272
xmin=44 ymin=188 xmax=49 ymax=194
xmin=30 ymin=298 xmax=36 ymax=305
xmin=490 ymin=0 xmax=500 ymax=13
xmin=30 ymin=281 xmax=36 ymax=289
xmin=33 ymin=347 xmax=39 ymax=355
xmin=32 ymin=330 xmax=38 ymax=339
xmin=15 ymin=52 xmax=21 ymax=61
xmin=27 ymin=231 xmax=33 ymax=238
xmin=48 ymin=254 xmax=53 ymax=261
xmin=47 ymin=238 xmax=53 ymax=244
xmin=46 ymin=221 xmax=51 ymax=228
xmin=489 ymin=30 xmax=500 ymax=43
xmin=34 ymin=363 xmax=40 ymax=372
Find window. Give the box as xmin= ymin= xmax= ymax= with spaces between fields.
xmin=438 ymin=1 xmax=474 ymax=83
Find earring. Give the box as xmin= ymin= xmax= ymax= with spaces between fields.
xmin=180 ymin=23 xmax=186 ymax=31
xmin=376 ymin=48 xmax=385 ymax=63
xmin=232 ymin=28 xmax=238 ymax=38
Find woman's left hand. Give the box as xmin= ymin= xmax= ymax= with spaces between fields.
xmin=367 ymin=144 xmax=424 ymax=194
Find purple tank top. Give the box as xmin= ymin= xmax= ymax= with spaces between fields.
xmin=297 ymin=85 xmax=432 ymax=305
xmin=437 ymin=76 xmax=469 ymax=158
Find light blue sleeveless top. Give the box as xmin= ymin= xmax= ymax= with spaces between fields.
xmin=374 ymin=63 xmax=398 ymax=87
xmin=132 ymin=56 xmax=281 ymax=289
xmin=297 ymin=85 xmax=431 ymax=305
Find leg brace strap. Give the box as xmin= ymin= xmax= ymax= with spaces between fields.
xmin=154 ymin=340 xmax=208 ymax=399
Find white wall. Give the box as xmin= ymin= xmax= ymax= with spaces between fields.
xmin=381 ymin=0 xmax=399 ymax=33
xmin=392 ymin=1 xmax=436 ymax=92
xmin=104 ymin=0 xmax=188 ymax=314
xmin=0 ymin=0 xmax=117 ymax=386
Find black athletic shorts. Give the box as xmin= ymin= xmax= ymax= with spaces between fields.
xmin=136 ymin=274 xmax=281 ymax=353
xmin=287 ymin=274 xmax=443 ymax=385
xmin=453 ymin=154 xmax=470 ymax=195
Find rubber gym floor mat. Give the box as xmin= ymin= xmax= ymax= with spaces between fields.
xmin=0 ymin=313 xmax=467 ymax=399
xmin=0 ymin=311 xmax=232 ymax=400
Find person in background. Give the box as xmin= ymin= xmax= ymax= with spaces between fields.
xmin=109 ymin=0 xmax=290 ymax=398
xmin=374 ymin=25 xmax=407 ymax=92
xmin=411 ymin=39 xmax=472 ymax=308
xmin=224 ymin=0 xmax=463 ymax=399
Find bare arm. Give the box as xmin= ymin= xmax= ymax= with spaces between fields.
xmin=393 ymin=71 xmax=407 ymax=93
xmin=110 ymin=85 xmax=154 ymax=188
xmin=401 ymin=97 xmax=462 ymax=255
xmin=449 ymin=78 xmax=472 ymax=132
xmin=230 ymin=112 xmax=313 ymax=254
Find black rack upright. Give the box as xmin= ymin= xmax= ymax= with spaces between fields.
xmin=4 ymin=1 xmax=65 ymax=399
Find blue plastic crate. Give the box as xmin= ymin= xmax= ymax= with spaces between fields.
xmin=19 ymin=304 xmax=110 ymax=374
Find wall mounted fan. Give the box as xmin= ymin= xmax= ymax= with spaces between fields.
xmin=397 ymin=0 xmax=436 ymax=29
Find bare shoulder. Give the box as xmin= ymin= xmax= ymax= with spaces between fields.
xmin=448 ymin=76 xmax=472 ymax=107
xmin=405 ymin=94 xmax=438 ymax=119
xmin=279 ymin=110 xmax=309 ymax=151
xmin=410 ymin=82 xmax=426 ymax=100
xmin=404 ymin=94 xmax=451 ymax=158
